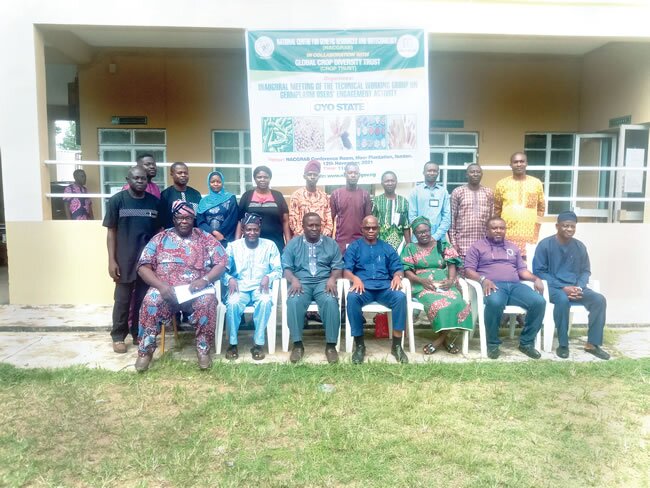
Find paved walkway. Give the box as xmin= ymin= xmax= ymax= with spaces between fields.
xmin=0 ymin=305 xmax=648 ymax=371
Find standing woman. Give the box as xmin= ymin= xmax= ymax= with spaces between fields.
xmin=197 ymin=171 xmax=239 ymax=247
xmin=400 ymin=216 xmax=473 ymax=354
xmin=237 ymin=165 xmax=291 ymax=252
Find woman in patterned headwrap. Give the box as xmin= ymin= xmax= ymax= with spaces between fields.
xmin=400 ymin=216 xmax=472 ymax=354
xmin=135 ymin=200 xmax=227 ymax=371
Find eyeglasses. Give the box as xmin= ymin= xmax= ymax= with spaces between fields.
xmin=174 ymin=215 xmax=194 ymax=222
xmin=362 ymin=226 xmax=379 ymax=230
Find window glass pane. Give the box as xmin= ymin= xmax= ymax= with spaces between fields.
xmin=243 ymin=131 xmax=251 ymax=147
xmin=524 ymin=134 xmax=547 ymax=150
xmin=215 ymin=148 xmax=241 ymax=163
xmin=219 ymin=167 xmax=240 ymax=183
xmin=550 ymin=170 xmax=572 ymax=183
xmin=548 ymin=201 xmax=570 ymax=214
xmin=101 ymin=149 xmax=132 ymax=162
xmin=549 ymin=183 xmax=572 ymax=196
xmin=528 ymin=170 xmax=545 ymax=182
xmin=134 ymin=130 xmax=165 ymax=145
xmin=99 ymin=130 xmax=131 ymax=145
xmin=244 ymin=149 xmax=251 ymax=164
xmin=429 ymin=152 xmax=444 ymax=164
xmin=429 ymin=133 xmax=445 ymax=146
xmin=551 ymin=134 xmax=573 ymax=150
xmin=213 ymin=131 xmax=240 ymax=148
xmin=525 ymin=150 xmax=546 ymax=165
xmin=446 ymin=169 xmax=466 ymax=185
xmin=550 ymin=150 xmax=572 ymax=165
xmin=448 ymin=152 xmax=475 ymax=166
xmin=448 ymin=133 xmax=477 ymax=147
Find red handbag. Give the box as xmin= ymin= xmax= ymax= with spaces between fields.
xmin=373 ymin=313 xmax=389 ymax=338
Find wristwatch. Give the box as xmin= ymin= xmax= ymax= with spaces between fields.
xmin=201 ymin=276 xmax=211 ymax=284
xmin=479 ymin=276 xmax=486 ymax=284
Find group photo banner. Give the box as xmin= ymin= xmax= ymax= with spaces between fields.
xmin=245 ymin=29 xmax=430 ymax=186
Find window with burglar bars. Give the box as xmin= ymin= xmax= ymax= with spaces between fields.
xmin=429 ymin=132 xmax=478 ymax=192
xmin=212 ymin=130 xmax=252 ymax=196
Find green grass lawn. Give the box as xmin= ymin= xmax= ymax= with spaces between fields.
xmin=1 ymin=358 xmax=649 ymax=487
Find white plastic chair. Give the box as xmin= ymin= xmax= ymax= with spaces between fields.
xmin=342 ymin=278 xmax=415 ymax=354
xmin=215 ymin=279 xmax=279 ymax=355
xmin=526 ymin=243 xmax=601 ymax=352
xmin=280 ymin=278 xmax=344 ymax=352
xmin=402 ymin=277 xmax=472 ymax=356
xmin=466 ymin=279 xmax=547 ymax=358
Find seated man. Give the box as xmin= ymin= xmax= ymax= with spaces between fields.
xmin=223 ymin=213 xmax=282 ymax=361
xmin=135 ymin=200 xmax=227 ymax=371
xmin=344 ymin=215 xmax=408 ymax=364
xmin=533 ymin=211 xmax=609 ymax=360
xmin=283 ymin=213 xmax=344 ymax=364
xmin=464 ymin=216 xmax=546 ymax=360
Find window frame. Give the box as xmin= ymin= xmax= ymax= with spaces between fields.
xmin=212 ymin=129 xmax=252 ymax=197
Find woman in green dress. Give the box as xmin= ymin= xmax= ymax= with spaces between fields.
xmin=401 ymin=216 xmax=473 ymax=354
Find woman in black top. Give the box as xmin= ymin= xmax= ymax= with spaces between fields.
xmin=237 ymin=165 xmax=291 ymax=252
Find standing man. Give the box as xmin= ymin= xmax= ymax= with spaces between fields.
xmin=450 ymin=164 xmax=494 ymax=260
xmin=330 ymin=162 xmax=372 ymax=254
xmin=63 ymin=169 xmax=93 ymax=220
xmin=223 ymin=213 xmax=282 ymax=361
xmin=533 ymin=211 xmax=609 ymax=360
xmin=283 ymin=213 xmax=344 ymax=364
xmin=464 ymin=217 xmax=546 ymax=360
xmin=344 ymin=215 xmax=408 ymax=364
xmin=289 ymin=159 xmax=333 ymax=237
xmin=372 ymin=170 xmax=410 ymax=251
xmin=123 ymin=153 xmax=161 ymax=199
xmin=158 ymin=162 xmax=202 ymax=229
xmin=408 ymin=162 xmax=451 ymax=242
xmin=103 ymin=166 xmax=159 ymax=353
xmin=494 ymin=152 xmax=545 ymax=259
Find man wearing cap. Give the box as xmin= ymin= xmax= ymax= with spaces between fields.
xmin=135 ymin=200 xmax=227 ymax=371
xmin=533 ymin=211 xmax=609 ymax=360
xmin=289 ymin=159 xmax=333 ymax=237
xmin=223 ymin=213 xmax=282 ymax=361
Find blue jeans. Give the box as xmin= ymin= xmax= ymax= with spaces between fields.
xmin=484 ymin=281 xmax=546 ymax=347
xmin=346 ymin=288 xmax=406 ymax=337
xmin=549 ymin=287 xmax=606 ymax=347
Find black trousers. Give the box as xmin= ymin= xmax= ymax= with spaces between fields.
xmin=111 ymin=277 xmax=148 ymax=342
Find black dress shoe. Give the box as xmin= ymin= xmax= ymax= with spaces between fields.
xmin=487 ymin=346 xmax=500 ymax=360
xmin=290 ymin=346 xmax=304 ymax=363
xmin=518 ymin=344 xmax=541 ymax=359
xmin=556 ymin=346 xmax=570 ymax=359
xmin=351 ymin=344 xmax=366 ymax=364
xmin=585 ymin=345 xmax=610 ymax=360
xmin=391 ymin=343 xmax=409 ymax=364
xmin=325 ymin=347 xmax=339 ymax=364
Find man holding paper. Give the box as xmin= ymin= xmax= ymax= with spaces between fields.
xmin=135 ymin=200 xmax=227 ymax=372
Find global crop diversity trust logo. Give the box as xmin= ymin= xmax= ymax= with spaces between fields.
xmin=255 ymin=36 xmax=275 ymax=59
xmin=396 ymin=34 xmax=419 ymax=58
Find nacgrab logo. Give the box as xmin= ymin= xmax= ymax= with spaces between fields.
xmin=254 ymin=36 xmax=275 ymax=59
xmin=396 ymin=34 xmax=419 ymax=58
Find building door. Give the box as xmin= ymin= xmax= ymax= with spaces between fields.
xmin=613 ymin=124 xmax=648 ymax=222
xmin=573 ymin=133 xmax=616 ymax=221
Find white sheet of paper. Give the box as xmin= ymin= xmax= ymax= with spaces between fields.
xmin=174 ymin=284 xmax=216 ymax=304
